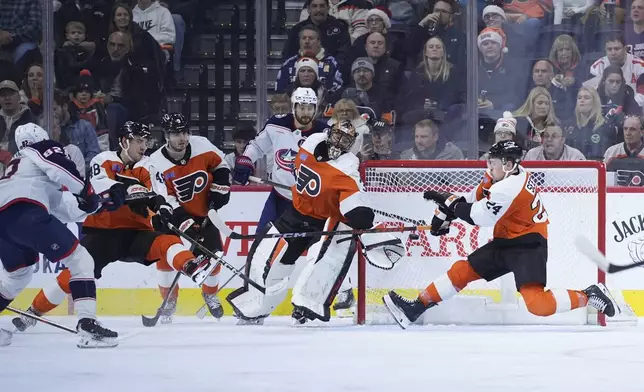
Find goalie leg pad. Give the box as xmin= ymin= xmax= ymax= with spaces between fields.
xmin=227 ymin=225 xmax=302 ymax=320
xmin=291 ymin=221 xmax=357 ymax=322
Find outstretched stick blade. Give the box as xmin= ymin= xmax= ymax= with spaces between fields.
xmin=575 ymin=236 xmax=610 ymax=272
xmin=207 ymin=209 xmax=234 ymax=238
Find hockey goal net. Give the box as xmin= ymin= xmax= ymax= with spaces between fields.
xmin=357 ymin=160 xmax=609 ymax=326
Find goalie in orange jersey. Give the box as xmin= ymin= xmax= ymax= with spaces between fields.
xmin=12 ymin=122 xmax=220 ymax=331
xmin=383 ymin=140 xmax=620 ymax=329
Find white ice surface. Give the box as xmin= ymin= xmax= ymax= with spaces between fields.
xmin=1 ymin=316 xmax=644 ymax=392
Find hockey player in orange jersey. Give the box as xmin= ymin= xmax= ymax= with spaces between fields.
xmin=148 ymin=113 xmax=231 ymax=322
xmin=227 ymin=120 xmax=405 ymax=324
xmin=12 ymin=122 xmax=219 ymax=331
xmin=383 ymin=140 xmax=619 ymax=329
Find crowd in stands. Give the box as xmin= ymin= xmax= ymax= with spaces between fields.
xmin=1 ymin=0 xmax=644 ymax=187
xmin=276 ymin=0 xmax=644 ymax=185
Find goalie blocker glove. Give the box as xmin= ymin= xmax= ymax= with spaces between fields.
xmin=232 ymin=155 xmax=254 ymax=184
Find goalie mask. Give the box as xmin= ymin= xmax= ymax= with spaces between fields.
xmin=327 ymin=120 xmax=357 ymax=160
xmin=291 ymin=87 xmax=317 ymax=126
xmin=161 ymin=113 xmax=190 ymax=152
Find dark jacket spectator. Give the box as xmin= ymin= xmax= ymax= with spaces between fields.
xmin=53 ymin=90 xmax=101 ymax=168
xmin=55 ymin=21 xmax=97 ymax=90
xmin=563 ymin=87 xmax=621 ymax=160
xmin=477 ymin=27 xmax=521 ymax=111
xmin=597 ymin=65 xmax=641 ymax=117
xmin=284 ymin=14 xmax=351 ymax=66
xmin=397 ymin=37 xmax=464 ymax=116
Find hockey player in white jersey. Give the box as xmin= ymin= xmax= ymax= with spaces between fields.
xmin=0 ymin=123 xmax=120 ymax=348
xmin=232 ymin=87 xmax=329 ymax=232
xmin=383 ymin=140 xmax=619 ymax=329
xmin=148 ymin=113 xmax=231 ymax=321
xmin=226 ymin=120 xmax=405 ymax=324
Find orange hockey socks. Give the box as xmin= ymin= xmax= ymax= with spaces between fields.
xmin=418 ymin=260 xmax=481 ymax=306
xmin=520 ymin=283 xmax=588 ymax=317
xmin=31 ymin=269 xmax=72 ymax=314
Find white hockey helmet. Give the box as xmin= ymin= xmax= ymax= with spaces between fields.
xmin=15 ymin=123 xmax=49 ymax=150
xmin=291 ymin=87 xmax=318 ymax=112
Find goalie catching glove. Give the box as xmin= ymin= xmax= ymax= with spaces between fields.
xmin=360 ymin=223 xmax=406 ymax=270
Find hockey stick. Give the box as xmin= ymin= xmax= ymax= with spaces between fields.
xmin=208 ymin=209 xmax=432 ymax=240
xmin=141 ymin=271 xmax=181 ymax=327
xmin=7 ymin=306 xmax=77 ymax=334
xmin=166 ymin=222 xmax=275 ymax=294
xmin=141 ymin=218 xmax=215 ymax=327
xmin=575 ymin=236 xmax=644 ymax=273
xmin=195 ymin=268 xmax=239 ymax=319
xmin=249 ymin=176 xmax=426 ymax=231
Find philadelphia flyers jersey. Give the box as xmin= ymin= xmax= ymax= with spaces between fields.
xmin=244 ymin=113 xmax=328 ymax=200
xmin=467 ymin=166 xmax=549 ymax=240
xmin=85 ymin=151 xmax=167 ymax=230
xmin=148 ymin=136 xmax=229 ymax=218
xmin=292 ymin=133 xmax=368 ymax=222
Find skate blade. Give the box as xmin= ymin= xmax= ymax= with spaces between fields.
xmin=77 ymin=336 xmax=119 ymax=349
xmin=160 ymin=315 xmax=173 ymax=324
xmin=382 ymin=294 xmax=410 ymax=330
xmin=334 ymin=307 xmax=355 ymax=318
xmin=236 ymin=317 xmax=265 ymax=326
xmin=597 ymin=283 xmax=622 ymax=317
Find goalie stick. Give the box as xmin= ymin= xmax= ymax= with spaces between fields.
xmin=575 ymin=236 xmax=644 ymax=273
xmin=208 ymin=209 xmax=431 ymax=240
xmin=247 ymin=176 xmax=425 ymax=238
xmin=166 ymin=222 xmax=286 ymax=295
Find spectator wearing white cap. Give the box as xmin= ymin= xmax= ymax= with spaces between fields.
xmin=480 ymin=111 xmax=519 ymax=159
xmin=476 ymin=27 xmax=521 ymax=112
xmin=289 ymin=56 xmax=328 ymax=118
xmin=524 ymin=123 xmax=586 ymax=160
xmin=481 ymin=5 xmax=522 ymax=57
xmin=0 ymin=80 xmax=36 ymax=155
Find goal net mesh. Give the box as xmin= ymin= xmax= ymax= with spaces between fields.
xmin=358 ymin=162 xmax=603 ymax=325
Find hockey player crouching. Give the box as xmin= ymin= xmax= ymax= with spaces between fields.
xmin=0 ymin=124 xmax=117 ymax=348
xmin=227 ymin=120 xmax=406 ymax=324
xmin=232 ymin=87 xmax=328 ymax=232
xmin=13 ymin=122 xmax=219 ymax=332
xmin=148 ymin=113 xmax=231 ymax=321
xmin=383 ymin=140 xmax=619 ymax=329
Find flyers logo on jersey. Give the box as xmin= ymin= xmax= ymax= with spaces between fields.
xmin=172 ymin=170 xmax=209 ymax=202
xmin=295 ymin=164 xmax=321 ymax=196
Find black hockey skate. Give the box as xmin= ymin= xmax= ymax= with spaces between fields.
xmin=11 ymin=306 xmax=39 ymax=332
xmin=202 ymin=292 xmax=224 ymax=319
xmin=333 ymin=288 xmax=355 ymax=318
xmin=382 ymin=291 xmax=436 ymax=329
xmin=291 ymin=306 xmax=316 ymax=325
xmin=583 ymin=283 xmax=619 ymax=317
xmin=76 ymin=318 xmax=119 ymax=348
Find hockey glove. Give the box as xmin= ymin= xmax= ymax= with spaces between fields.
xmin=423 ymin=190 xmax=465 ymax=214
xmin=170 ymin=207 xmax=200 ymax=238
xmin=126 ymin=184 xmax=152 ymax=218
xmin=75 ymin=180 xmax=101 ymax=214
xmin=430 ymin=206 xmax=454 ymax=237
xmin=232 ymin=155 xmax=254 ymax=184
xmin=151 ymin=198 xmax=173 ymax=232
xmin=103 ymin=183 xmax=128 ymax=211
xmin=209 ymin=183 xmax=231 ymax=210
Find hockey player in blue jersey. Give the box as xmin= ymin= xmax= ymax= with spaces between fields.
xmin=0 ymin=123 xmax=123 ymax=348
xmin=233 ymin=87 xmax=329 ymax=232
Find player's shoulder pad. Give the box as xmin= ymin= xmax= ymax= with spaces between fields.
xmin=300 ymin=132 xmax=328 ymax=153
xmin=29 ymin=139 xmax=67 ymax=156
xmin=309 ymin=119 xmax=331 ymax=135
xmin=488 ymin=169 xmax=527 ymax=201
xmin=91 ymin=150 xmax=121 ymax=165
xmin=190 ymin=135 xmax=222 ymax=156
xmin=265 ymin=113 xmax=295 ymax=129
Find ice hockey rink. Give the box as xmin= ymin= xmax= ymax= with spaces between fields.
xmin=2 ymin=316 xmax=644 ymax=392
